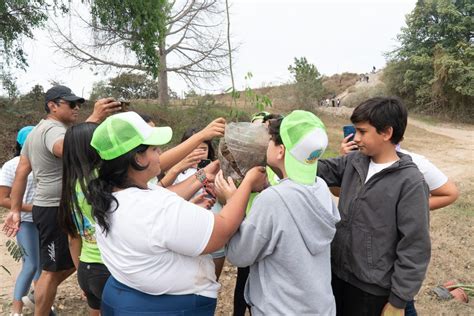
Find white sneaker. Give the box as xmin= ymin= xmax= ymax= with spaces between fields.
xmin=21 ymin=290 xmax=35 ymax=310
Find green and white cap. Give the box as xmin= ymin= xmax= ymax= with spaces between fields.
xmin=251 ymin=111 xmax=270 ymax=123
xmin=280 ymin=110 xmax=328 ymax=185
xmin=91 ymin=111 xmax=172 ymax=160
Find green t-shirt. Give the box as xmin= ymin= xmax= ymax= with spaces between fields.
xmin=73 ymin=182 xmax=102 ymax=263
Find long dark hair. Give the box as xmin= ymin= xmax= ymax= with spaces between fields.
xmin=180 ymin=127 xmax=215 ymax=160
xmin=88 ymin=144 xmax=149 ymax=234
xmin=59 ymin=122 xmax=100 ymax=237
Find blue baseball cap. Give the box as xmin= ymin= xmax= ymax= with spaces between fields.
xmin=16 ymin=126 xmax=35 ymax=146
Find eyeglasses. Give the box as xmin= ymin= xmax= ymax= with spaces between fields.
xmin=54 ymin=99 xmax=80 ymax=109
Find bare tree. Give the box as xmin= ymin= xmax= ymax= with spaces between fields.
xmin=50 ymin=0 xmax=229 ymax=105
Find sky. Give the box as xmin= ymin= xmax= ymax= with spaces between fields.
xmin=8 ymin=0 xmax=417 ymax=99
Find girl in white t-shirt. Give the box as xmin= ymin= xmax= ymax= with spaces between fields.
xmin=87 ymin=112 xmax=266 ymax=315
xmin=161 ymin=127 xmax=226 ymax=280
xmin=0 ymin=126 xmax=41 ymax=316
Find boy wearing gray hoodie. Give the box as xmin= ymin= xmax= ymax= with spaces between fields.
xmin=226 ymin=110 xmax=340 ymax=315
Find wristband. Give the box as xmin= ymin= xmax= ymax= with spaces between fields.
xmin=195 ymin=169 xmax=208 ymax=186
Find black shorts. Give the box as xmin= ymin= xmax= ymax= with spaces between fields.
xmin=32 ymin=206 xmax=74 ymax=272
xmin=77 ymin=261 xmax=111 ymax=310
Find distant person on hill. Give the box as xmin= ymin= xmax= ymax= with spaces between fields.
xmin=372 ymin=66 xmax=376 ymax=73
xmin=317 ymin=97 xmax=431 ymax=316
xmin=3 ymin=85 xmax=122 ymax=315
xmin=337 ymin=98 xmax=341 ymax=107
xmin=332 ymin=99 xmax=336 ymax=107
xmin=1 ymin=126 xmax=41 ymax=316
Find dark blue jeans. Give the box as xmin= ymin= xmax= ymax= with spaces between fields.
xmin=101 ymin=276 xmax=216 ymax=315
xmin=332 ymin=274 xmax=388 ymax=316
xmin=405 ymin=300 xmax=417 ymax=316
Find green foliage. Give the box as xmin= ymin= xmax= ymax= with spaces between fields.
xmin=288 ymin=57 xmax=324 ymax=109
xmin=89 ymin=73 xmax=159 ymax=101
xmin=2 ymin=239 xmax=27 ymax=275
xmin=227 ymin=72 xmax=272 ymax=120
xmin=0 ymin=0 xmax=68 ymax=69
xmin=90 ymin=0 xmax=168 ymax=77
xmin=0 ymin=71 xmax=19 ymax=99
xmin=385 ymin=0 xmax=474 ymax=121
xmin=1 ymin=0 xmax=48 ymax=68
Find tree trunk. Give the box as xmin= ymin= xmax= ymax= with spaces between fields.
xmin=158 ymin=42 xmax=169 ymax=106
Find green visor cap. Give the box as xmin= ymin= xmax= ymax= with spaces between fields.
xmin=91 ymin=111 xmax=173 ymax=160
xmin=280 ymin=110 xmax=328 ymax=185
xmin=251 ymin=111 xmax=270 ymax=123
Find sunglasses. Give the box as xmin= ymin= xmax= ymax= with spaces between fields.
xmin=54 ymin=99 xmax=80 ymax=109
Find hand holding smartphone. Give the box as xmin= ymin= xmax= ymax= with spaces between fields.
xmin=343 ymin=125 xmax=356 ymax=142
xmin=341 ymin=125 xmax=358 ymax=153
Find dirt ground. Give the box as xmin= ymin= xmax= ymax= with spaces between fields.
xmin=1 ymin=106 xmax=473 ymax=315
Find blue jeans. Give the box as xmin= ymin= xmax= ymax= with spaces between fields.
xmin=13 ymin=221 xmax=41 ymax=300
xmin=405 ymin=300 xmax=417 ymax=316
xmin=101 ymin=276 xmax=217 ymax=315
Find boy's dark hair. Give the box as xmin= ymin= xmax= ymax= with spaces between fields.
xmin=139 ymin=113 xmax=153 ymax=124
xmin=350 ymin=97 xmax=407 ymax=144
xmin=262 ymin=113 xmax=283 ymax=124
xmin=268 ymin=117 xmax=283 ymax=145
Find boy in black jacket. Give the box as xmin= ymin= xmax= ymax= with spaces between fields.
xmin=317 ymin=97 xmax=431 ymax=316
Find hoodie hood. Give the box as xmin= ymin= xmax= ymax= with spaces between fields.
xmin=277 ymin=178 xmax=340 ymax=255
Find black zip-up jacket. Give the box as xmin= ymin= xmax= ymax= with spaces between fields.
xmin=317 ymin=151 xmax=431 ymax=308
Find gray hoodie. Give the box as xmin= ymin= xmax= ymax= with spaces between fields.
xmin=226 ymin=178 xmax=340 ymax=315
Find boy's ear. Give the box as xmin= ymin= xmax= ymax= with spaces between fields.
xmin=381 ymin=126 xmax=394 ymax=142
xmin=277 ymin=144 xmax=285 ymax=160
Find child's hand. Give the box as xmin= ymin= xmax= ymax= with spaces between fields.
xmin=339 ymin=134 xmax=358 ymax=155
xmin=215 ymin=170 xmax=237 ymax=203
xmin=190 ymin=193 xmax=215 ymax=210
xmin=202 ymin=160 xmax=220 ymax=183
xmin=380 ymin=303 xmax=404 ymax=316
xmin=172 ymin=149 xmax=207 ymax=173
xmin=244 ymin=166 xmax=268 ymax=192
xmin=199 ymin=118 xmax=226 ymax=141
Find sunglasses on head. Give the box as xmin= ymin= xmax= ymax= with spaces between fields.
xmin=54 ymin=99 xmax=80 ymax=109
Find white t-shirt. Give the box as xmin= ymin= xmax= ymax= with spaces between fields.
xmin=365 ymin=160 xmax=397 ymax=183
xmin=0 ymin=156 xmax=35 ymax=222
xmin=95 ymin=185 xmax=219 ymax=298
xmin=399 ymin=149 xmax=448 ymax=190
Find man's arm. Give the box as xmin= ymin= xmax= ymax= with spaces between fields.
xmin=52 ymin=139 xmax=64 ymax=158
xmin=3 ymin=155 xmax=31 ymax=237
xmin=389 ymin=179 xmax=431 ymax=309
xmin=429 ymin=179 xmax=459 ymax=210
xmin=86 ymin=98 xmax=122 ymax=123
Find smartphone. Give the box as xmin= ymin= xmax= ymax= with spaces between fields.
xmin=197 ymin=159 xmax=212 ymax=169
xmin=343 ymin=125 xmax=356 ymax=142
xmin=117 ymin=98 xmax=130 ymax=112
